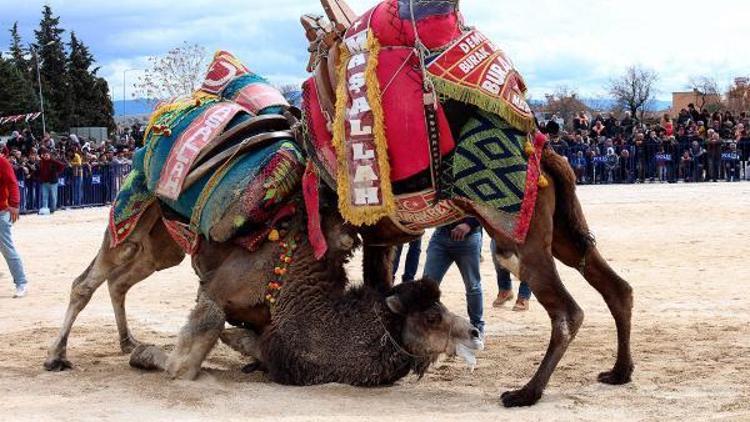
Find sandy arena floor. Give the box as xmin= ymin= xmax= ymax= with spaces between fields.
xmin=0 ymin=182 xmax=748 ymax=421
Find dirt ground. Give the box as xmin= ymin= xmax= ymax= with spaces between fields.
xmin=0 ymin=182 xmax=748 ymax=421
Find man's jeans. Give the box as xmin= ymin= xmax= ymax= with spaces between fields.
xmin=0 ymin=211 xmax=27 ymax=287
xmin=491 ymin=239 xmax=531 ymax=300
xmin=423 ymin=227 xmax=484 ymax=332
xmin=393 ymin=237 xmax=422 ymax=282
xmin=73 ymin=176 xmax=84 ymax=206
xmin=41 ymin=182 xmax=58 ymax=212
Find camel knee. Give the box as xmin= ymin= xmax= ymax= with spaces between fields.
xmin=568 ymin=306 xmax=584 ymax=336
xmin=70 ymin=281 xmax=98 ymax=305
xmin=130 ymin=344 xmax=167 ymax=371
xmin=165 ymin=293 xmax=225 ymax=380
xmin=554 ymin=306 xmax=584 ymax=342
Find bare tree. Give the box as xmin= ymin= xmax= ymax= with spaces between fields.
xmin=608 ymin=66 xmax=659 ymax=120
xmin=542 ymin=86 xmax=590 ymax=130
xmin=687 ymin=76 xmax=720 ymax=112
xmin=133 ymin=42 xmax=209 ymax=100
xmin=274 ymin=83 xmax=301 ymax=103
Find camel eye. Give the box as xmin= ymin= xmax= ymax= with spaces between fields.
xmin=425 ymin=310 xmax=442 ymax=325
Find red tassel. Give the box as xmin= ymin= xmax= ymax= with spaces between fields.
xmin=303 ymin=162 xmax=327 ymax=259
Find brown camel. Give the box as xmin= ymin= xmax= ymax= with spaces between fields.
xmin=130 ymin=274 xmax=483 ymax=386
xmin=46 ymin=0 xmax=634 ymax=408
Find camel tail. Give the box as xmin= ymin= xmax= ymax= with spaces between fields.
xmin=541 ymin=148 xmax=595 ymax=254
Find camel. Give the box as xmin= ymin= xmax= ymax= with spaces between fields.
xmin=130 ymin=274 xmax=484 ymax=387
xmin=45 ymin=0 xmax=634 ymax=408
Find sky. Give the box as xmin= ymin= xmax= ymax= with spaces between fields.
xmin=1 ymin=0 xmax=748 ymax=104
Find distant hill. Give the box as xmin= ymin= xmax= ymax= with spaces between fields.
xmin=112 ymin=92 xmax=304 ymax=118
xmin=530 ymin=97 xmax=672 ymax=113
xmin=114 ymin=99 xmax=158 ymax=117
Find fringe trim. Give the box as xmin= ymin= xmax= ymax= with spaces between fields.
xmin=332 ymin=31 xmax=395 ymax=227
xmin=430 ymin=77 xmax=537 ymax=134
xmin=513 ymin=132 xmax=546 ymax=242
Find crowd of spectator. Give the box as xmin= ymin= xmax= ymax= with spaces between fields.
xmin=2 ymin=107 xmax=748 ymax=213
xmin=0 ymin=124 xmax=144 ymax=213
xmin=543 ymin=105 xmax=750 ymax=184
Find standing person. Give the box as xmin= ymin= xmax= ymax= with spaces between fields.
xmin=68 ymin=148 xmax=84 ymax=206
xmin=422 ymin=218 xmax=485 ymax=335
xmin=392 ymin=237 xmax=422 ymax=283
xmin=660 ymin=113 xmax=674 ymax=137
xmin=491 ymin=240 xmax=532 ymax=311
xmin=0 ymin=155 xmax=28 ymax=298
xmin=706 ymin=131 xmax=723 ymax=182
xmin=38 ymin=148 xmax=66 ymax=214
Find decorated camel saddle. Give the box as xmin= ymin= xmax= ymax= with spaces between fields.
xmin=301 ymin=0 xmax=546 ymax=243
xmin=110 ymin=51 xmax=304 ymax=254
xmin=110 ymin=0 xmax=547 ymax=258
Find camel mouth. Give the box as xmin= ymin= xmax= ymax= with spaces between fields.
xmin=455 ymin=340 xmax=483 ymax=371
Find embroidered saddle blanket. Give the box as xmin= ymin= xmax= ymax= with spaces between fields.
xmin=110 ymin=51 xmax=304 ymax=250
xmin=303 ymin=0 xmax=543 ymax=243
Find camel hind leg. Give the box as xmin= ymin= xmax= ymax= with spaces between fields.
xmin=44 ymin=205 xmax=184 ymax=371
xmin=545 ymin=149 xmax=634 ymax=384
xmin=553 ymin=231 xmax=634 ymax=384
xmin=499 ymin=184 xmax=585 ymax=407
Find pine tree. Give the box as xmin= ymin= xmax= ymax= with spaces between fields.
xmin=67 ymin=32 xmax=94 ymax=127
xmin=8 ymin=22 xmax=29 ymax=75
xmin=34 ymin=5 xmax=70 ymax=132
xmin=67 ymin=32 xmax=115 ymax=130
xmin=0 ymin=57 xmax=36 ymax=117
xmin=92 ymin=77 xmax=116 ymax=132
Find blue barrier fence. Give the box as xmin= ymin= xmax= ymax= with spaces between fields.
xmin=16 ymin=164 xmax=132 ymax=214
xmin=553 ymin=138 xmax=750 ymax=184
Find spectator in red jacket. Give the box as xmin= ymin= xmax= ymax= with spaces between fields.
xmin=0 ymin=155 xmax=28 ymax=298
xmin=38 ymin=148 xmax=66 ymax=214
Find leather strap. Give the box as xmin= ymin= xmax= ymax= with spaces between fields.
xmin=424 ymin=92 xmax=443 ymax=198
xmin=182 ymin=130 xmax=294 ymax=192
xmin=191 ymin=114 xmax=290 ymax=169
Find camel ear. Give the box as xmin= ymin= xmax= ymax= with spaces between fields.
xmin=386 ymin=295 xmax=405 ymax=315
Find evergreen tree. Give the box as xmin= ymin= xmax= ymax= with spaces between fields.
xmin=67 ymin=32 xmax=115 ymax=130
xmin=92 ymin=77 xmax=116 ymax=132
xmin=34 ymin=5 xmax=70 ymax=132
xmin=67 ymin=32 xmax=94 ymax=127
xmin=8 ymin=22 xmax=29 ymax=75
xmin=0 ymin=57 xmax=36 ymax=117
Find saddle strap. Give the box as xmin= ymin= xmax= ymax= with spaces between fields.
xmin=182 ymin=130 xmax=295 ymax=192
xmin=424 ymin=93 xmax=443 ymax=198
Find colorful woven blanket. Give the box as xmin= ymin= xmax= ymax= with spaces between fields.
xmin=109 ymin=51 xmax=303 ymax=249
xmin=451 ymin=111 xmax=540 ymax=242
xmin=109 ymin=166 xmax=155 ymax=247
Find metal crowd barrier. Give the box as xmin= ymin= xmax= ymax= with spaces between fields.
xmin=11 ymin=140 xmax=750 ymax=215
xmin=16 ymin=163 xmax=132 ymax=214
xmin=556 ymin=139 xmax=750 ymax=185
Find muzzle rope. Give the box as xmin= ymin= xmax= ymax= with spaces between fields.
xmin=373 ymin=304 xmax=453 ymax=362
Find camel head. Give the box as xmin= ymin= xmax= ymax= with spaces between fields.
xmin=385 ymin=279 xmax=483 ymax=371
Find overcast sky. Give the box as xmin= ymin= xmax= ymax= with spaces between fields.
xmin=2 ymin=0 xmax=748 ymax=102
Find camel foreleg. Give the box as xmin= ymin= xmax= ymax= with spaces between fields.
xmin=162 ymin=290 xmax=226 ymax=380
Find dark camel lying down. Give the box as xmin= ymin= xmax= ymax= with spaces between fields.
xmin=220 ymin=279 xmax=484 ymax=386
xmin=131 ymin=277 xmax=483 ymax=386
